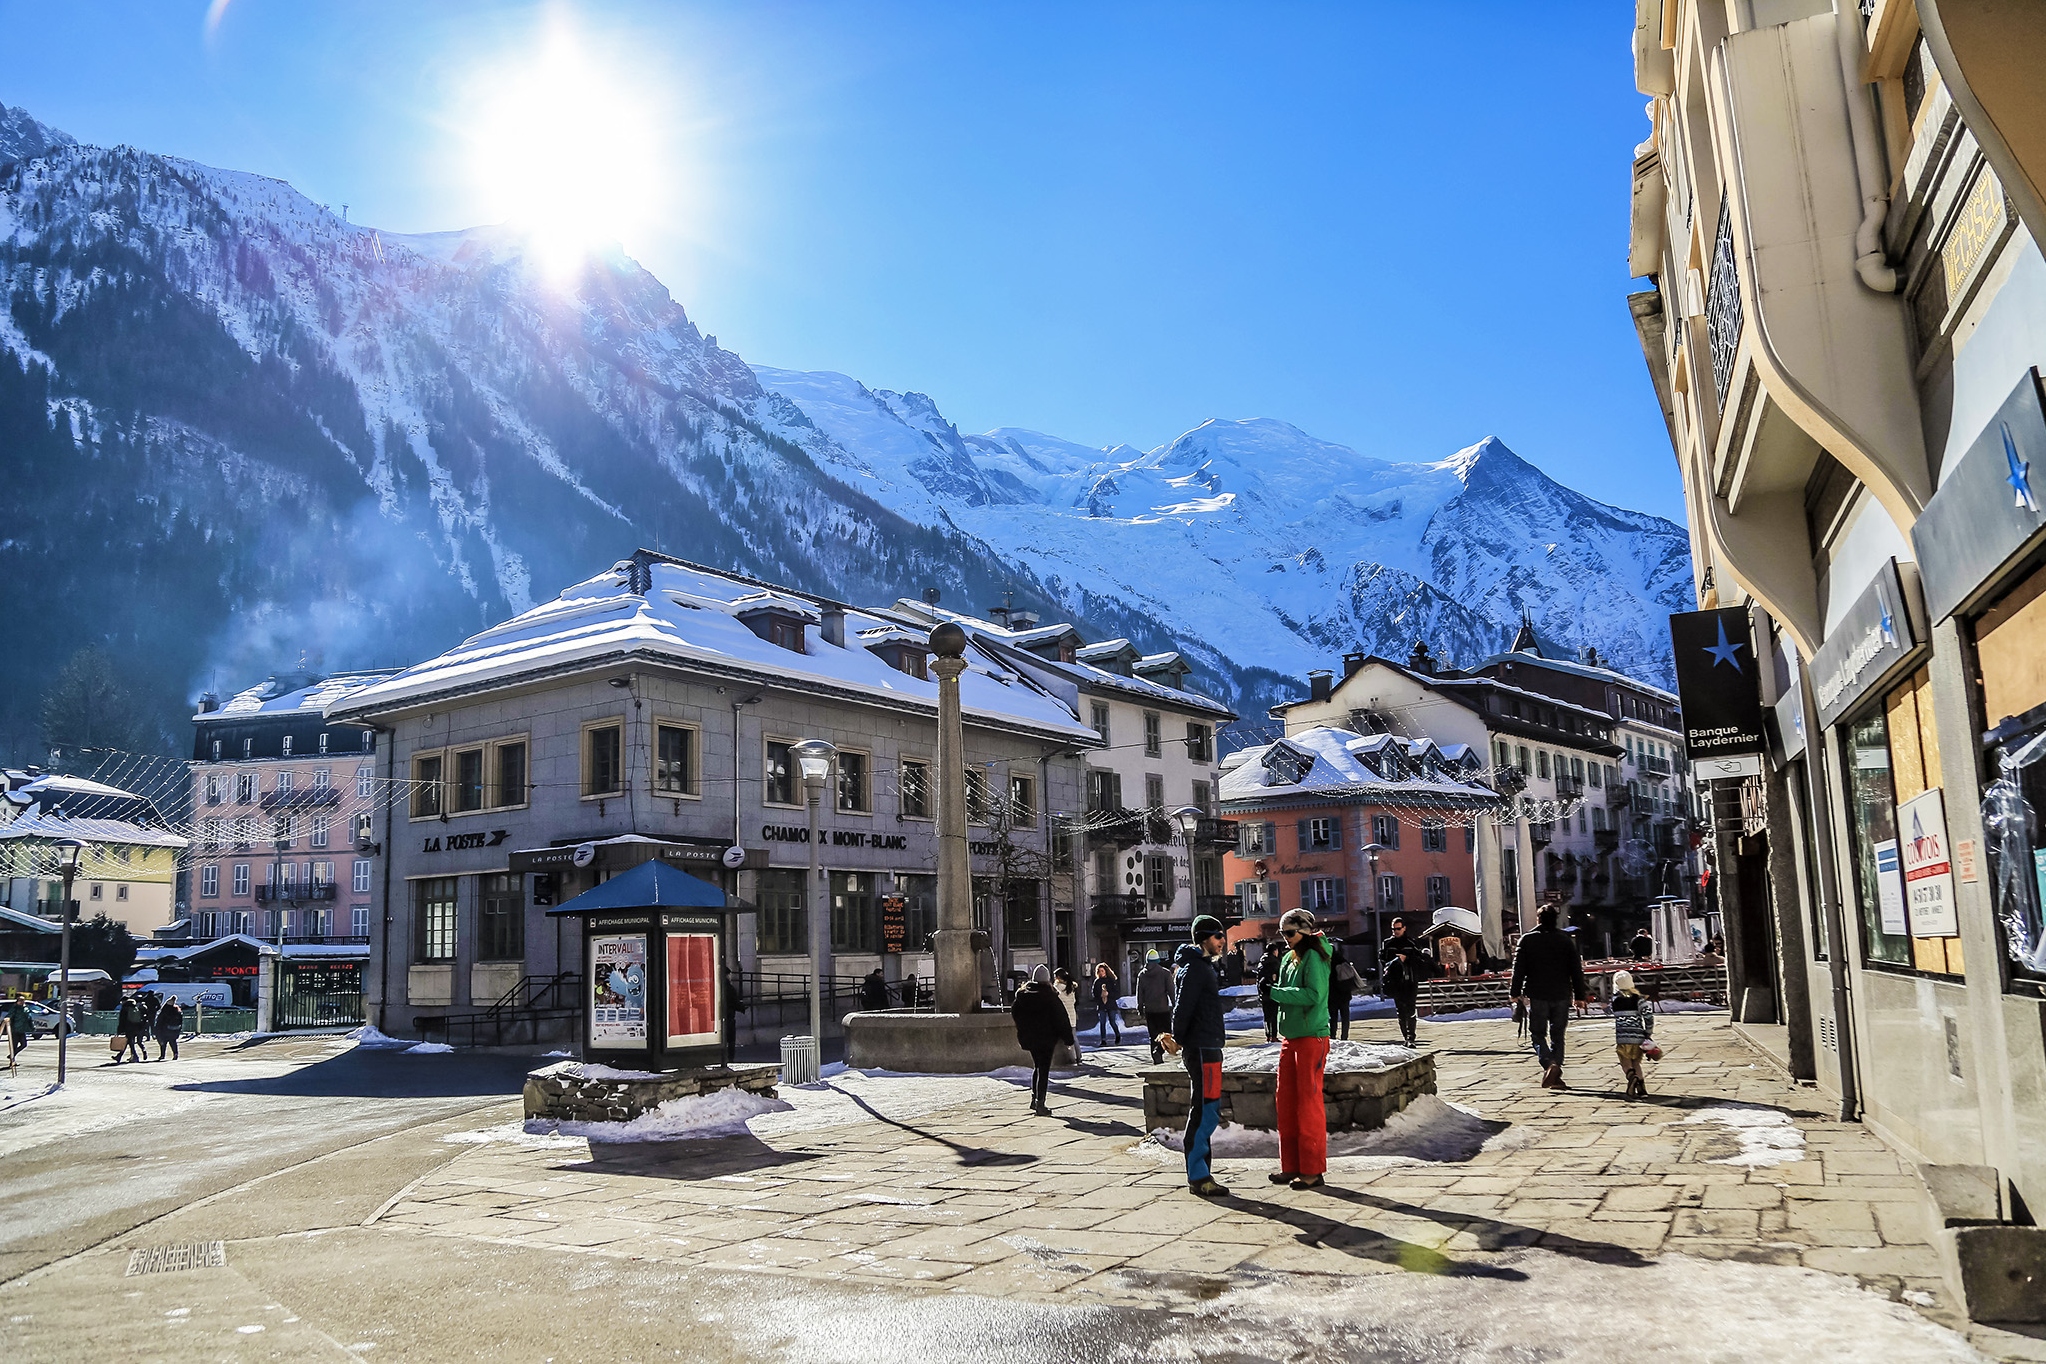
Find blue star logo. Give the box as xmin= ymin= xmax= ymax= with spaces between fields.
xmin=1876 ymin=583 xmax=1896 ymax=648
xmin=1703 ymin=618 xmax=1745 ymax=672
xmin=2006 ymin=422 xmax=2039 ymax=514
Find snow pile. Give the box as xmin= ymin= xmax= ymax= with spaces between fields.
xmin=1679 ymin=1105 xmax=1806 ymax=1167
xmin=1147 ymin=1095 xmax=1510 ymax=1164
xmin=1424 ymin=1005 xmax=1517 ymax=1022
xmin=404 ymin=1041 xmax=453 ymax=1054
xmin=524 ymin=1088 xmax=794 ymax=1142
xmin=563 ymin=1062 xmax=665 ymax=1081
xmin=347 ymin=1025 xmax=415 ymax=1050
xmin=1216 ymin=1040 xmax=1419 ymax=1073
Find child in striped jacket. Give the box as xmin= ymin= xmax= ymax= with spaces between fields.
xmin=1611 ymin=971 xmax=1654 ymax=1099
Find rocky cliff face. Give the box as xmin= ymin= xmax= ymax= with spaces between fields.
xmin=0 ymin=105 xmax=1684 ymax=758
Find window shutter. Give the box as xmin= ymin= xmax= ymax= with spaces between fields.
xmin=1263 ymin=821 xmax=1276 ymax=854
xmin=1296 ymin=820 xmax=1310 ymax=853
xmin=1111 ymin=773 xmax=1123 ymax=808
xmin=1334 ymin=878 xmax=1347 ymax=912
xmin=1330 ymin=820 xmax=1343 ymax=850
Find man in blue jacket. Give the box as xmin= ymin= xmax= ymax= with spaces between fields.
xmin=1159 ymin=915 xmax=1230 ymax=1197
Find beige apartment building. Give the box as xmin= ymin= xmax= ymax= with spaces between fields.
xmin=1625 ymin=0 xmax=2046 ymax=1318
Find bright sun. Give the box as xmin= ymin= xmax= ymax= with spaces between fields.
xmin=463 ymin=22 xmax=660 ymax=281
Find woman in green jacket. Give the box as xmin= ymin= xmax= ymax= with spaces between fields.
xmin=1266 ymin=908 xmax=1332 ymax=1189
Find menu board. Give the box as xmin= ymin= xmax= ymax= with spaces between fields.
xmin=665 ymin=933 xmax=720 ymax=1047
xmin=880 ymin=895 xmax=908 ymax=954
xmin=590 ymin=934 xmax=648 ymax=1047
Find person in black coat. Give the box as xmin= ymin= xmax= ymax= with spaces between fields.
xmin=1379 ymin=918 xmax=1430 ymax=1046
xmin=860 ymin=968 xmax=889 ymax=1011
xmin=1158 ymin=916 xmax=1231 ymax=1197
xmin=1511 ymin=906 xmax=1591 ymax=1088
xmin=1629 ymin=928 xmax=1655 ymax=961
xmin=1089 ymin=963 xmax=1123 ymax=1045
xmin=1326 ymin=941 xmax=1357 ymax=1040
xmin=1254 ymin=943 xmax=1283 ymax=1041
xmin=1012 ymin=965 xmax=1077 ymax=1115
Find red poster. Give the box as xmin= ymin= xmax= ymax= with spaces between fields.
xmin=665 ymin=934 xmax=720 ymax=1046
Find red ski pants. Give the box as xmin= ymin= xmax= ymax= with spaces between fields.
xmin=1277 ymin=1035 xmax=1329 ymax=1177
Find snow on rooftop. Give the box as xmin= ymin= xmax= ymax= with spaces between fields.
xmin=0 ymin=810 xmax=188 ymax=848
xmin=1220 ymin=726 xmax=1493 ymax=805
xmin=900 ymin=606 xmax=1233 ymax=718
xmin=208 ymin=670 xmax=397 ymax=720
xmin=328 ymin=559 xmax=1099 ymax=743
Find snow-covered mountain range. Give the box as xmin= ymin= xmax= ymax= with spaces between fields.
xmin=0 ymin=100 xmax=1688 ymax=756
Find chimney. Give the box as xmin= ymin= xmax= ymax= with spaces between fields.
xmin=1008 ymin=609 xmax=1039 ymax=629
xmin=1342 ymin=650 xmax=1368 ymax=677
xmin=1406 ymin=639 xmax=1435 ymax=675
xmin=198 ymin=693 xmax=220 ymax=714
xmin=1308 ymin=669 xmax=1334 ymax=703
xmin=820 ymin=607 xmax=846 ymax=648
xmin=987 ymin=605 xmax=1011 ymax=627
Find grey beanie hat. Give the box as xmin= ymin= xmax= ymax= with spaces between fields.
xmin=1031 ymin=964 xmax=1052 ymax=983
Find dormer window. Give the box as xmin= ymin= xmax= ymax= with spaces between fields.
xmin=896 ymin=650 xmax=927 ymax=680
xmin=738 ymin=603 xmax=813 ymax=653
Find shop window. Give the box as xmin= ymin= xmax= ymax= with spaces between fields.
xmin=1844 ymin=673 xmax=1963 ymax=975
xmin=1976 ymin=561 xmax=2046 ymax=985
xmin=830 ymin=871 xmax=879 ymax=953
xmin=1005 ymin=879 xmax=1043 ymax=947
xmin=414 ymin=877 xmax=458 ymax=962
xmin=755 ymin=869 xmax=807 ymax=955
xmin=478 ymin=872 xmax=524 ymax=961
xmin=1888 ymin=668 xmax=1963 ymax=975
xmin=901 ymin=873 xmax=938 ymax=950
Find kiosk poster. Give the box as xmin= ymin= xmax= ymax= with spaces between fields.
xmin=1898 ymin=788 xmax=1959 ymax=938
xmin=590 ymin=935 xmax=648 ymax=1046
xmin=665 ymin=933 xmax=720 ymax=1047
xmin=1873 ymin=839 xmax=1907 ymax=934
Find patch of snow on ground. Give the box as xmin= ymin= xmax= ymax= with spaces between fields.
xmin=1424 ymin=1005 xmax=1517 ymax=1022
xmin=1146 ymin=1095 xmax=1508 ymax=1164
xmin=442 ymin=1120 xmax=585 ymax=1151
xmin=1680 ymin=1104 xmax=1806 ymax=1166
xmin=403 ymin=1041 xmax=454 ymax=1054
xmin=564 ymin=1062 xmax=665 ymax=1080
xmin=541 ymin=1049 xmax=574 ymax=1058
xmin=524 ymin=1088 xmax=794 ymax=1142
xmin=346 ymin=1025 xmax=413 ymax=1049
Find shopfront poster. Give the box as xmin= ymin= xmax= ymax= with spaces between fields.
xmin=665 ymin=933 xmax=720 ymax=1047
xmin=590 ymin=934 xmax=648 ymax=1046
xmin=1898 ymin=788 xmax=1959 ymax=938
xmin=1874 ymin=839 xmax=1908 ymax=935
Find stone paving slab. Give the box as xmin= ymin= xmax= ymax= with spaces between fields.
xmin=388 ymin=1013 xmax=1985 ymax=1343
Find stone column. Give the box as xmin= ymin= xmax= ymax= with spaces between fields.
xmin=929 ymin=626 xmax=979 ymax=1014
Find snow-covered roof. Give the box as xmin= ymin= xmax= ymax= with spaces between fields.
xmin=1219 ymin=726 xmax=1495 ymax=806
xmin=892 ymin=604 xmax=1235 ymax=719
xmin=0 ymin=810 xmax=187 ymax=849
xmin=1469 ymin=650 xmax=1679 ymax=705
xmin=204 ymin=670 xmax=398 ymax=721
xmin=0 ymin=905 xmax=58 ymax=934
xmin=328 ymin=555 xmax=1101 ymax=745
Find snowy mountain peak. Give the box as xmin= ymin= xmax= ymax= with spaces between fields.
xmin=0 ymin=103 xmax=75 ymax=169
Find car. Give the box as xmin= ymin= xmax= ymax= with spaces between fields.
xmin=22 ymin=1001 xmax=64 ymax=1038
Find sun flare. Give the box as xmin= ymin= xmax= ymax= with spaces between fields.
xmin=462 ymin=23 xmax=661 ymax=281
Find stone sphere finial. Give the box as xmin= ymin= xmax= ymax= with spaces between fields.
xmin=929 ymin=622 xmax=968 ymax=658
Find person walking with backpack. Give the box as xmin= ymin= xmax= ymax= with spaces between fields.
xmin=1136 ymin=952 xmax=1176 ymax=1064
xmin=1325 ymin=941 xmax=1358 ymax=1040
xmin=1158 ymin=916 xmax=1230 ymax=1197
xmin=1011 ymin=966 xmax=1076 ymax=1115
xmin=115 ymin=995 xmax=148 ymax=1064
xmin=1266 ymin=908 xmax=1332 ymax=1190
xmin=1510 ymin=906 xmax=1591 ymax=1088
xmin=153 ymin=996 xmax=186 ymax=1061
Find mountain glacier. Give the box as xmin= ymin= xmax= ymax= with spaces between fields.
xmin=0 ymin=99 xmax=1687 ymax=758
xmin=753 ymin=367 xmax=1694 ymax=689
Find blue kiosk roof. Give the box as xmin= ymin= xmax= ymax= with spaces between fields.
xmin=545 ymin=858 xmax=730 ymax=916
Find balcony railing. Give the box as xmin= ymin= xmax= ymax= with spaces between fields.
xmin=1705 ymin=192 xmax=1741 ymax=406
xmin=261 ymin=788 xmax=343 ymax=810
xmin=1193 ymin=893 xmax=1238 ymax=922
xmin=1594 ymin=828 xmax=1620 ymax=852
xmin=1089 ymin=894 xmax=1148 ymax=922
xmin=1640 ymin=755 xmax=1672 ymax=776
xmin=1190 ymin=817 xmax=1239 ymax=849
xmin=255 ymin=883 xmax=338 ymax=904
xmin=1088 ymin=809 xmax=1156 ymax=849
xmin=280 ymin=934 xmax=370 ymax=946
xmin=1554 ymin=775 xmax=1585 ymax=797
xmin=1607 ymin=785 xmax=1634 ymax=808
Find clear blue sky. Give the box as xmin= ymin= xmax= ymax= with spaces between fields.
xmin=0 ymin=1 xmax=1684 ymax=521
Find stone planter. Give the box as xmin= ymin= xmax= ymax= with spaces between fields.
xmin=522 ymin=1060 xmax=780 ymax=1125
xmin=1138 ymin=1046 xmax=1435 ymax=1134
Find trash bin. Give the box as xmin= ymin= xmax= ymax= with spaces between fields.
xmin=780 ymin=1033 xmax=819 ymax=1085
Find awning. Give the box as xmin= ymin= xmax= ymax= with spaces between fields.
xmin=545 ymin=858 xmax=732 ymax=916
xmin=1424 ymin=907 xmax=1483 ymax=938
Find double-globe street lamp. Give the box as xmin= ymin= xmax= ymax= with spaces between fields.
xmin=52 ymin=837 xmax=83 ymax=1085
xmin=792 ymin=738 xmax=839 ymax=1076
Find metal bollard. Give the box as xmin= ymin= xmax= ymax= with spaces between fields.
xmin=780 ymin=1033 xmax=819 ymax=1086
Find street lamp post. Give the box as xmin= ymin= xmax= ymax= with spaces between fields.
xmin=792 ymin=738 xmax=838 ymax=1063
xmin=52 ymin=838 xmax=83 ymax=1085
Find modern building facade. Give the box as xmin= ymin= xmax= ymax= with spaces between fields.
xmin=325 ymin=552 xmax=1098 ymax=1040
xmin=885 ymin=603 xmax=1238 ymax=976
xmin=1217 ymin=726 xmax=1492 ymax=968
xmin=1625 ymin=0 xmax=2046 ymax=1305
xmin=187 ymin=672 xmax=395 ymax=945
